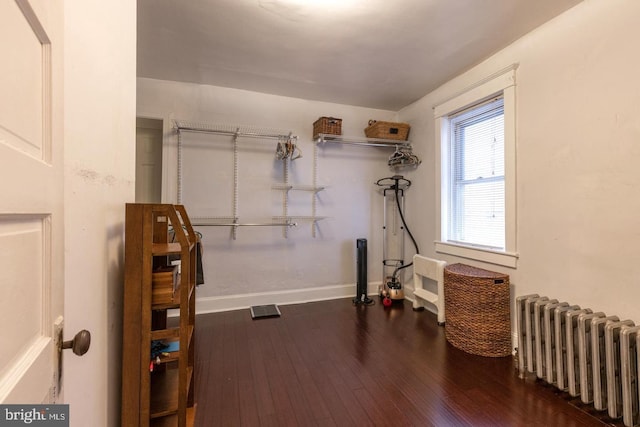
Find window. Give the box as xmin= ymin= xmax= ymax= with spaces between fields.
xmin=449 ymin=97 xmax=505 ymax=249
xmin=434 ymin=65 xmax=518 ymax=268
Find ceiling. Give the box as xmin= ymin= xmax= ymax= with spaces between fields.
xmin=137 ymin=0 xmax=582 ymax=111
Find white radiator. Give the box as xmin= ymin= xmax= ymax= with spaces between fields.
xmin=516 ymin=294 xmax=640 ymax=426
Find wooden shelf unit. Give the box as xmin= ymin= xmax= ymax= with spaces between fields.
xmin=122 ymin=204 xmax=197 ymax=427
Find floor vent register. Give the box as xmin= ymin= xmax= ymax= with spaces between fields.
xmin=250 ymin=304 xmax=281 ymax=319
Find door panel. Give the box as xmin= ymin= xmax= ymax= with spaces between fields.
xmin=0 ymin=218 xmax=45 ymax=373
xmin=0 ymin=0 xmax=44 ymax=159
xmin=0 ymin=0 xmax=63 ymax=404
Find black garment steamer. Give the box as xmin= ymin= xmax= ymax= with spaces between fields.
xmin=375 ymin=175 xmax=420 ymax=306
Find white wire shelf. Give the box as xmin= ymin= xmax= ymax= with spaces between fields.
xmin=272 ymin=215 xmax=327 ymax=222
xmin=272 ymin=184 xmax=326 ymax=193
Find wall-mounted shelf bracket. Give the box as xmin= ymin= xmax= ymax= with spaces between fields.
xmin=273 ymin=215 xmax=327 ymax=238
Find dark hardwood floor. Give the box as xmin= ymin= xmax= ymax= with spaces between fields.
xmin=193 ymin=298 xmax=619 ymax=426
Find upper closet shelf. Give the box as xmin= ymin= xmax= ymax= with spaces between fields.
xmin=315 ymin=133 xmax=411 ymax=149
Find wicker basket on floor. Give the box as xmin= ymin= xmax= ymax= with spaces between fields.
xmin=444 ymin=263 xmax=511 ymax=357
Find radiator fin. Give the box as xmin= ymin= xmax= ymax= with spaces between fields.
xmin=606 ymin=320 xmax=635 ymax=419
xmin=621 ymin=325 xmax=640 ymax=426
xmin=525 ymin=296 xmax=548 ymax=373
xmin=567 ymin=308 xmax=593 ymax=397
xmin=578 ymin=312 xmax=605 ymax=404
xmin=516 ymin=294 xmax=538 ymax=377
xmin=555 ymin=304 xmax=581 ymax=392
xmin=544 ymin=301 xmax=568 ymax=385
xmin=535 ymin=298 xmax=558 ymax=379
xmin=592 ymin=316 xmax=620 ymax=411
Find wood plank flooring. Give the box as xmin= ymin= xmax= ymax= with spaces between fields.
xmin=193 ymin=298 xmax=620 ymax=426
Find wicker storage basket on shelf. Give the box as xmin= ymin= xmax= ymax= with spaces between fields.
xmin=444 ymin=263 xmax=511 ymax=357
xmin=364 ymin=120 xmax=410 ymax=141
xmin=313 ymin=117 xmax=342 ymax=139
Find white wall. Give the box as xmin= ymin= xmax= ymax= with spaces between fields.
xmin=64 ymin=1 xmax=136 ymax=426
xmin=138 ymin=79 xmax=404 ymax=311
xmin=399 ymin=0 xmax=640 ymax=323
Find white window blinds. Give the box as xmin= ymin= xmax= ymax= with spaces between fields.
xmin=448 ymin=97 xmax=505 ymax=249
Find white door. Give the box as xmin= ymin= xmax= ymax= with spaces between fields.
xmin=136 ymin=118 xmax=163 ymax=203
xmin=0 ymin=0 xmax=65 ymax=403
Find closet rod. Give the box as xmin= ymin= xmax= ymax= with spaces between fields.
xmin=192 ymin=222 xmax=297 ymax=227
xmin=176 ymin=126 xmax=293 ymax=141
xmin=316 ymin=134 xmax=410 ymax=149
xmin=331 ymin=140 xmax=408 ymax=148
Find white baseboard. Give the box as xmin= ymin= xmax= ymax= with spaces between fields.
xmin=194 ymin=282 xmax=384 ymax=315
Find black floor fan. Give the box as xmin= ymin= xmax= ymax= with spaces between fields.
xmin=353 ymin=238 xmax=373 ymax=305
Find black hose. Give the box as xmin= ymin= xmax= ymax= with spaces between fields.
xmin=392 ymin=184 xmax=420 ymax=279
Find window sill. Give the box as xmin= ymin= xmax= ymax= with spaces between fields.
xmin=435 ymin=241 xmax=518 ymax=268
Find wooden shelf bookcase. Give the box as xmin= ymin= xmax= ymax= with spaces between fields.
xmin=121 ymin=204 xmax=197 ymax=427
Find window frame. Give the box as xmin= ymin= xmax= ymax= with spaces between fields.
xmin=434 ymin=65 xmax=518 ymax=268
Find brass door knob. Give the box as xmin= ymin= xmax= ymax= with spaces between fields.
xmin=62 ymin=329 xmax=91 ymax=356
